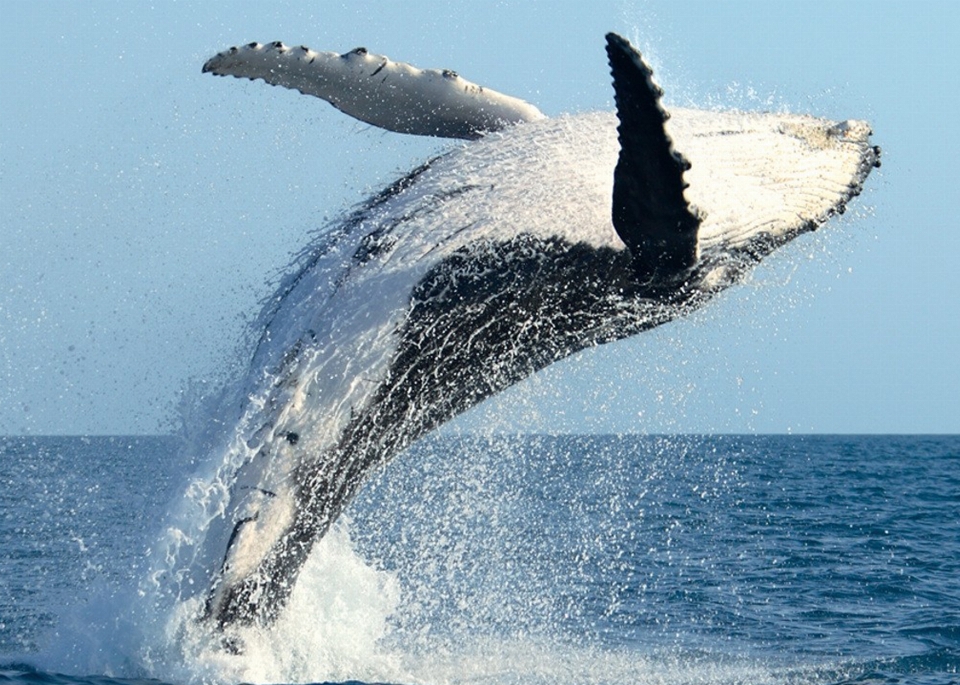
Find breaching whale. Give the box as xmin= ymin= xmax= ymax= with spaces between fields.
xmin=195 ymin=33 xmax=880 ymax=633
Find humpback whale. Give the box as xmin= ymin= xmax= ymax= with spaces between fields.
xmin=195 ymin=33 xmax=879 ymax=633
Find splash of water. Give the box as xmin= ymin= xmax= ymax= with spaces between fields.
xmin=144 ymin=523 xmax=401 ymax=684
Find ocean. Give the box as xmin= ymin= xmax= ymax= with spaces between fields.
xmin=1 ymin=434 xmax=957 ymax=685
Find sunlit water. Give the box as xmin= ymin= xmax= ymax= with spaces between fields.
xmin=1 ymin=433 xmax=957 ymax=685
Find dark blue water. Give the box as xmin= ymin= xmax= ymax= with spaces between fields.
xmin=1 ymin=434 xmax=958 ymax=684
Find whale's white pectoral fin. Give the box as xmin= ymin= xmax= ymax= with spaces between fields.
xmin=202 ymin=41 xmax=546 ymax=139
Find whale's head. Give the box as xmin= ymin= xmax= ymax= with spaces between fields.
xmin=604 ymin=33 xmax=879 ymax=293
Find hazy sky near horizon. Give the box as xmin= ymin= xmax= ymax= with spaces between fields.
xmin=1 ymin=0 xmax=958 ymax=435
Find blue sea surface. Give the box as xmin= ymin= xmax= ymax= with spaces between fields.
xmin=1 ymin=434 xmax=958 ymax=685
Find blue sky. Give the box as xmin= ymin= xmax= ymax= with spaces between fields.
xmin=1 ymin=1 xmax=958 ymax=435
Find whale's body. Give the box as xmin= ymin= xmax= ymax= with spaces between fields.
xmin=194 ymin=35 xmax=879 ymax=632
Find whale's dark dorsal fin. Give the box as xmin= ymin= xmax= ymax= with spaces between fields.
xmin=606 ymin=33 xmax=700 ymax=284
